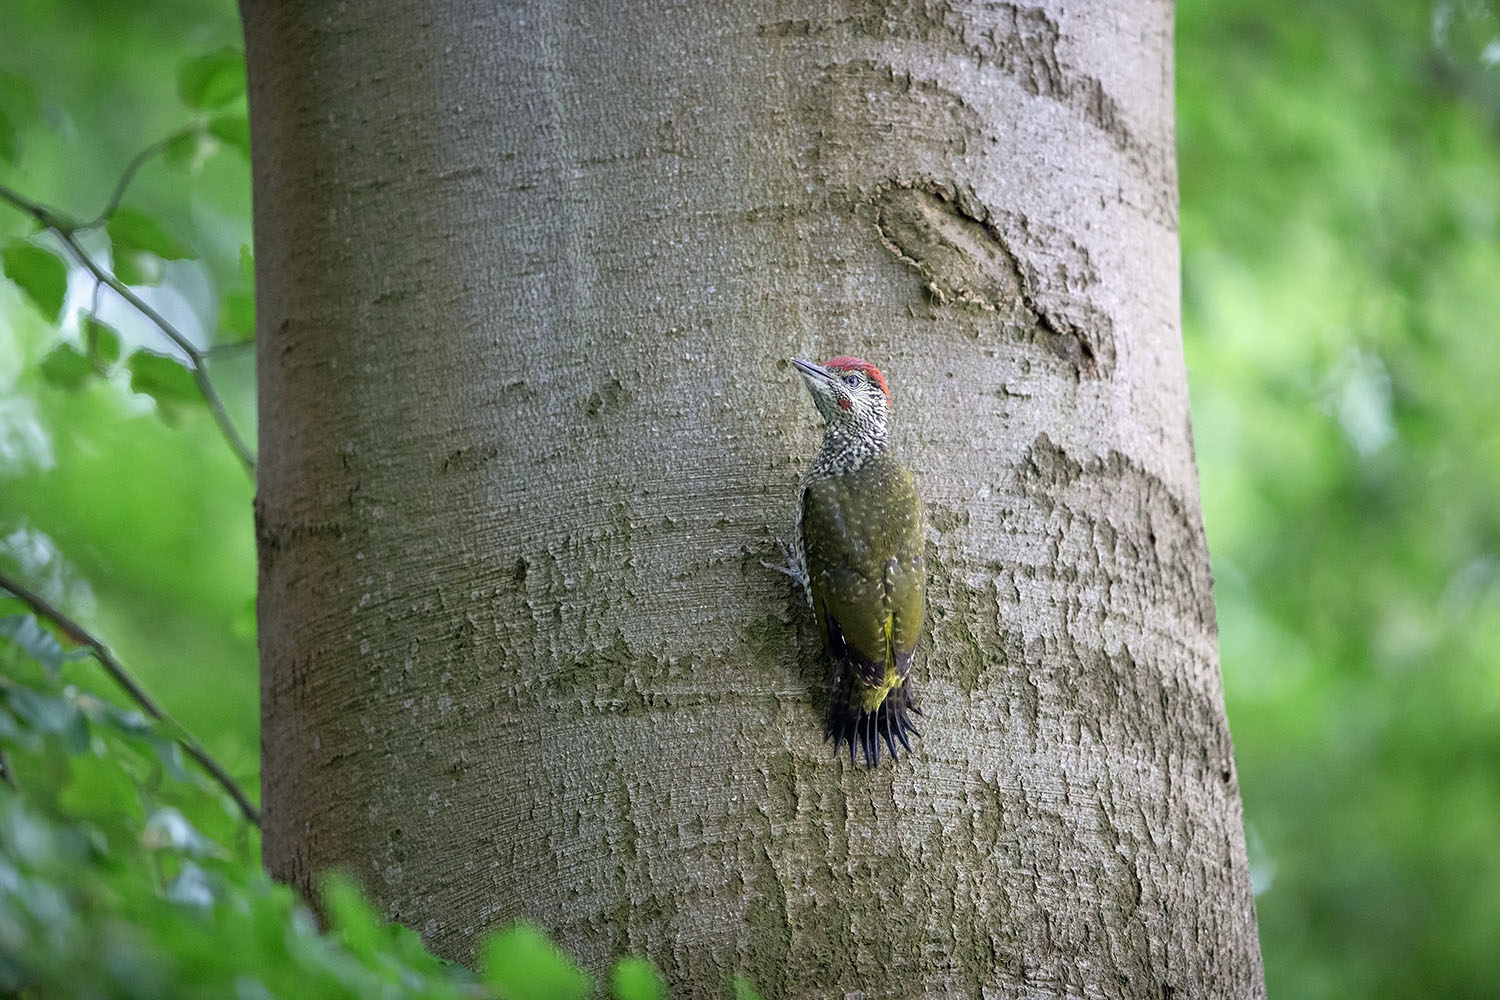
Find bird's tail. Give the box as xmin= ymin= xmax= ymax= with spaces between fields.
xmin=827 ymin=670 xmax=922 ymax=767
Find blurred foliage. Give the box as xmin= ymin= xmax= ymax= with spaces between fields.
xmin=2 ymin=0 xmax=1496 ymax=996
xmin=0 ymin=616 xmax=673 ymax=1000
xmin=0 ymin=619 xmax=471 ymax=997
xmin=0 ymin=0 xmax=258 ymax=788
xmin=1179 ymin=0 xmax=1500 ymax=996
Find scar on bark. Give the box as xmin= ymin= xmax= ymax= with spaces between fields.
xmin=871 ymin=181 xmax=1116 ymax=378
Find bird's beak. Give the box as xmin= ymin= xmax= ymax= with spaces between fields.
xmin=791 ymin=358 xmax=831 ymax=382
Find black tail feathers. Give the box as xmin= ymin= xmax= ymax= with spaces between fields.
xmin=826 ymin=674 xmax=922 ymax=767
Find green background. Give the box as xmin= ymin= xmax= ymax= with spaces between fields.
xmin=3 ymin=0 xmax=1499 ymax=995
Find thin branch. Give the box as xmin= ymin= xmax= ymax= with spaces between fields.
xmin=89 ymin=273 xmax=104 ymax=319
xmin=0 ymin=181 xmax=256 ymax=475
xmin=0 ymin=570 xmax=260 ymax=826
xmin=62 ymin=229 xmax=258 ymax=472
xmin=87 ymin=128 xmax=197 ymax=229
xmin=0 ymin=181 xmax=65 ymax=228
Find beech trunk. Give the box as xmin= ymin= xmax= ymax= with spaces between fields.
xmin=245 ymin=0 xmax=1265 ymax=995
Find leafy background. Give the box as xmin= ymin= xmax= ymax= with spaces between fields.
xmin=2 ymin=0 xmax=1498 ymax=995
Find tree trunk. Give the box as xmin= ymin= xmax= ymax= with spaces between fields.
xmin=245 ymin=0 xmax=1265 ymax=995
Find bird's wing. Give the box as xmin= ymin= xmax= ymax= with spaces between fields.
xmin=801 ymin=464 xmax=925 ymax=686
xmin=883 ymin=465 xmax=925 ymax=678
xmin=885 ymin=559 xmax=924 ymax=679
xmin=801 ymin=477 xmax=888 ymax=686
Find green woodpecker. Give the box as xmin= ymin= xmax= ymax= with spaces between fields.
xmin=770 ymin=356 xmax=926 ymax=766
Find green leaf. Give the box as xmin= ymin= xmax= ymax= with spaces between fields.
xmin=0 ymin=705 xmax=29 ymax=746
xmin=321 ymin=872 xmax=383 ymax=957
xmin=207 ymin=114 xmax=250 ymax=159
xmin=610 ymin=957 xmax=665 ymax=1000
xmin=114 ymin=250 xmax=164 ymax=287
xmin=127 ymin=351 xmax=200 ymax=406
xmin=107 ymin=207 xmax=191 ymax=262
xmin=2 ymin=242 xmax=68 ymax=322
xmin=0 ymin=614 xmax=65 ymax=676
xmin=83 ymin=317 xmax=122 ymax=366
xmin=38 ymin=344 xmax=95 ymax=390
xmin=55 ymin=742 xmax=146 ymax=829
xmin=4 ymin=687 xmax=87 ymax=751
xmin=177 ymin=49 xmax=245 ymax=110
xmin=106 ymin=206 xmax=189 ymax=287
xmin=481 ymin=924 xmax=590 ymax=1000
xmin=163 ymin=128 xmax=214 ymax=173
xmin=144 ymin=733 xmax=188 ymax=780
xmin=77 ymin=694 xmax=151 ymax=735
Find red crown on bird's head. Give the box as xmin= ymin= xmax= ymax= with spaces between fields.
xmin=823 ymin=356 xmax=890 ymax=402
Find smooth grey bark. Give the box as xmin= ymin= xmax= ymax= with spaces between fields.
xmin=245 ymin=0 xmax=1265 ymax=996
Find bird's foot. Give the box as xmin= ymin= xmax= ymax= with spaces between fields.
xmin=761 ymin=538 xmax=811 ymax=604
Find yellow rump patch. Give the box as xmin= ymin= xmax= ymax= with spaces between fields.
xmin=856 ymin=615 xmax=902 ymax=712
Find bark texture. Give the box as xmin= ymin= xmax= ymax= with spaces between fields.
xmin=245 ymin=0 xmax=1265 ymax=995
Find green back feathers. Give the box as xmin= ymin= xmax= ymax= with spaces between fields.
xmin=799 ymin=451 xmax=925 ymax=686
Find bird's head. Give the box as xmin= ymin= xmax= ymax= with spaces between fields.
xmin=792 ymin=356 xmax=892 ymax=441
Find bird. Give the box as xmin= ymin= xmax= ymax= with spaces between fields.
xmin=767 ymin=356 xmax=926 ymax=766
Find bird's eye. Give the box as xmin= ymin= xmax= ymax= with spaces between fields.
xmin=842 ymin=374 xmax=861 ymax=387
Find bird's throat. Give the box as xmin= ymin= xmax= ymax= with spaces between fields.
xmin=813 ymin=422 xmax=889 ymax=476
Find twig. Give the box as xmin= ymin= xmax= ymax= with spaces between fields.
xmin=59 ymin=227 xmax=257 ymax=472
xmin=0 ymin=181 xmax=256 ymax=475
xmin=0 ymin=181 xmax=61 ymax=228
xmin=87 ymin=128 xmax=197 ymax=229
xmin=0 ymin=570 xmax=260 ymax=826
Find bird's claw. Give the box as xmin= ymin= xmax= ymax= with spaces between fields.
xmin=762 ymin=537 xmax=811 ymax=604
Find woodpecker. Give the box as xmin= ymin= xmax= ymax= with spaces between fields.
xmin=769 ymin=356 xmax=926 ymax=766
